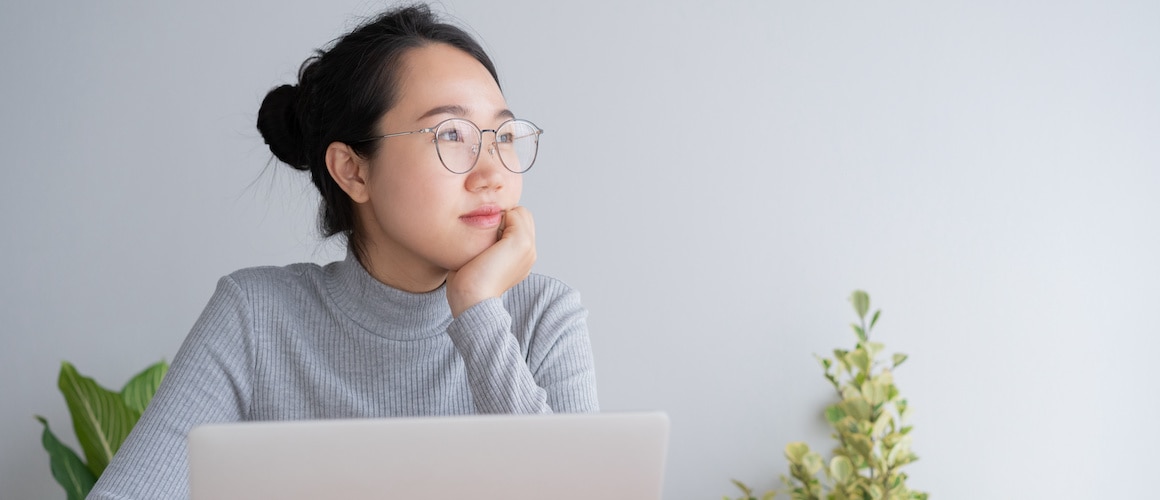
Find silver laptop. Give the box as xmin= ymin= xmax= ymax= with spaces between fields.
xmin=188 ymin=412 xmax=669 ymax=500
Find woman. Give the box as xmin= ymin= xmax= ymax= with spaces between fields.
xmin=89 ymin=5 xmax=598 ymax=498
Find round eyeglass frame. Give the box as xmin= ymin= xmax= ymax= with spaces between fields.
xmin=350 ymin=118 xmax=543 ymax=174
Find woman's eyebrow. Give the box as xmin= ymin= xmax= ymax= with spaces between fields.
xmin=417 ymin=104 xmax=468 ymax=121
xmin=416 ymin=105 xmax=516 ymax=122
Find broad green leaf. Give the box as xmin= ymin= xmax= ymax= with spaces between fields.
xmin=784 ymin=442 xmax=810 ymax=463
xmin=829 ymin=455 xmax=854 ymax=483
xmin=825 ymin=405 xmax=847 ymax=424
xmin=121 ymin=360 xmax=168 ymax=414
xmin=761 ymin=491 xmax=777 ymax=500
xmin=866 ymin=342 xmax=885 ymax=359
xmin=892 ymin=353 xmax=908 ymax=368
xmin=850 ymin=290 xmax=870 ymax=320
xmin=35 ymin=416 xmax=96 ymax=500
xmin=58 ymin=361 xmax=137 ymax=477
xmin=843 ymin=397 xmax=871 ymax=421
xmin=849 ymin=350 xmax=871 ymax=374
xmin=870 ymin=309 xmax=881 ymax=330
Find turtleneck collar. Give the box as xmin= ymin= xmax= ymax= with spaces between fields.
xmin=323 ymin=249 xmax=453 ymax=341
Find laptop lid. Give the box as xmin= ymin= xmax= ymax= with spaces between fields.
xmin=188 ymin=412 xmax=669 ymax=500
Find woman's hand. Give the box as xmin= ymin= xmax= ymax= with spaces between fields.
xmin=446 ymin=206 xmax=536 ymax=317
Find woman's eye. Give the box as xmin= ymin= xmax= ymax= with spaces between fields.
xmin=437 ymin=129 xmax=462 ymax=142
xmin=497 ymin=132 xmax=515 ymax=143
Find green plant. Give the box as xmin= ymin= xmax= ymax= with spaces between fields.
xmin=35 ymin=360 xmax=168 ymax=500
xmin=727 ymin=291 xmax=927 ymax=500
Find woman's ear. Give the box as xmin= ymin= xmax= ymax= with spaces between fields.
xmin=325 ymin=142 xmax=371 ymax=203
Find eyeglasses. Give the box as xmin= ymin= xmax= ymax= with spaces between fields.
xmin=351 ymin=118 xmax=543 ymax=174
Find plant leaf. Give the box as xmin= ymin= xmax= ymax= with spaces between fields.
xmin=842 ymin=396 xmax=872 ymax=421
xmin=849 ymin=349 xmax=871 ymax=374
xmin=731 ymin=479 xmax=753 ymax=496
xmin=847 ymin=434 xmax=874 ymax=461
xmin=802 ymin=451 xmax=824 ymax=476
xmin=850 ymin=290 xmax=870 ymax=320
xmin=784 ymin=442 xmax=810 ymax=463
xmin=825 ymin=405 xmax=847 ymax=424
xmin=58 ymin=361 xmax=138 ymax=477
xmin=121 ymin=360 xmax=168 ymax=414
xmin=35 ymin=416 xmax=96 ymax=500
xmin=870 ymin=309 xmax=881 ymax=330
xmin=892 ymin=353 xmax=908 ymax=368
xmin=851 ymin=323 xmax=867 ymax=342
xmin=829 ymin=455 xmax=854 ymax=483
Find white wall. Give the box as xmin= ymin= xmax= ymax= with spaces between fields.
xmin=2 ymin=1 xmax=1156 ymax=498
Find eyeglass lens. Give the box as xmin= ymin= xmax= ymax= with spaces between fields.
xmin=433 ymin=119 xmax=540 ymax=174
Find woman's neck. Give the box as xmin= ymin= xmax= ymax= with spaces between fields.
xmin=354 ymin=242 xmax=448 ymax=294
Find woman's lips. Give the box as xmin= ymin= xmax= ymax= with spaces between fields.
xmin=460 ymin=206 xmax=503 ymax=228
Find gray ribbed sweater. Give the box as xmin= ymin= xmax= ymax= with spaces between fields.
xmin=87 ymin=253 xmax=598 ymax=499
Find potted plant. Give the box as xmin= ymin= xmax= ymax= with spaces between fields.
xmin=35 ymin=360 xmax=168 ymax=500
xmin=728 ymin=291 xmax=927 ymax=500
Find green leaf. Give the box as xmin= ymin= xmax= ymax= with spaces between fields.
xmin=731 ymin=479 xmax=754 ymax=496
xmin=825 ymin=405 xmax=847 ymax=424
xmin=784 ymin=442 xmax=810 ymax=463
xmin=869 ymin=309 xmax=881 ymax=330
xmin=802 ymin=451 xmax=824 ymax=476
xmin=121 ymin=360 xmax=168 ymax=414
xmin=849 ymin=349 xmax=871 ymax=374
xmin=861 ymin=381 xmax=888 ymax=406
xmin=851 ymin=323 xmax=867 ymax=342
xmin=892 ymin=353 xmax=908 ymax=368
xmin=824 ymin=373 xmax=841 ymax=391
xmin=842 ymin=397 xmax=871 ymax=421
xmin=829 ymin=455 xmax=854 ymax=483
xmin=850 ymin=290 xmax=870 ymax=320
xmin=834 ymin=349 xmax=851 ymax=374
xmin=58 ymin=361 xmax=138 ymax=477
xmin=35 ymin=416 xmax=96 ymax=500
xmin=762 ymin=491 xmax=778 ymax=500
xmin=847 ymin=434 xmax=874 ymax=461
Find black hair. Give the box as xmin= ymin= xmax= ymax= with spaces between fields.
xmin=256 ymin=4 xmax=500 ymax=257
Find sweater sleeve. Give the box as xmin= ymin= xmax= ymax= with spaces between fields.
xmin=87 ymin=276 xmax=254 ymax=500
xmin=445 ymin=281 xmax=598 ymax=414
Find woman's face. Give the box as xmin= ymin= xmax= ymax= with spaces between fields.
xmin=359 ymin=43 xmax=522 ymax=283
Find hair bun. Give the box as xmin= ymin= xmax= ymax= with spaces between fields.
xmin=257 ymin=84 xmax=309 ymax=170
